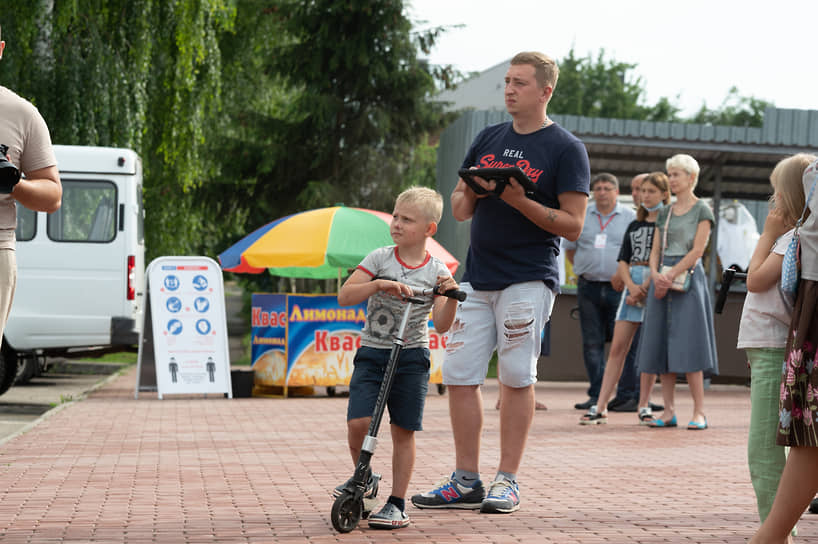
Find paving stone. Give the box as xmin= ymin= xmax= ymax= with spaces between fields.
xmin=0 ymin=367 xmax=816 ymax=542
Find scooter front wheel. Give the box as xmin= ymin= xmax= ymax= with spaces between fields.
xmin=331 ymin=491 xmax=362 ymax=533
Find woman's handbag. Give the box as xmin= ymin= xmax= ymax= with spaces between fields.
xmin=661 ymin=264 xmax=692 ymax=292
xmin=660 ymin=207 xmax=693 ymax=293
xmin=780 ymin=177 xmax=817 ymax=307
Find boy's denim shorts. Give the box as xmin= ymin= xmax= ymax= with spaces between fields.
xmin=347 ymin=346 xmax=430 ymax=431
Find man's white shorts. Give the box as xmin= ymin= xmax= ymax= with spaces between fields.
xmin=443 ymin=281 xmax=555 ymax=388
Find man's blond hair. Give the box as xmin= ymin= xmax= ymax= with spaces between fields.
xmin=395 ymin=186 xmax=443 ymax=224
xmin=511 ymin=51 xmax=559 ymax=90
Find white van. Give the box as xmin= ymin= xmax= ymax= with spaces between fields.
xmin=0 ymin=145 xmax=146 ymax=394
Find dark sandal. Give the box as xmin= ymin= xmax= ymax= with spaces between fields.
xmin=579 ymin=412 xmax=608 ymax=425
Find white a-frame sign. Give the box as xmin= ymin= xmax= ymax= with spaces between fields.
xmin=135 ymin=256 xmax=232 ymax=399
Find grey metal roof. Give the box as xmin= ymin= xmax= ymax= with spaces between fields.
xmin=554 ymin=108 xmax=818 ymax=199
xmin=437 ymin=107 xmax=818 ymax=199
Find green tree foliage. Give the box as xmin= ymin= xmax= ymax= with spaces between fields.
xmin=689 ymin=86 xmax=773 ymax=127
xmin=549 ymin=48 xmax=681 ymax=122
xmin=2 ymin=1 xmax=236 ymax=259
xmin=258 ymin=0 xmax=454 ymax=213
xmin=178 ymin=1 xmax=457 ymax=271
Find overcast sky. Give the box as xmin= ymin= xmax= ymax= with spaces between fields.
xmin=406 ymin=0 xmax=817 ymax=117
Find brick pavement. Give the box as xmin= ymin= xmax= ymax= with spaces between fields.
xmin=0 ymin=366 xmax=815 ymax=543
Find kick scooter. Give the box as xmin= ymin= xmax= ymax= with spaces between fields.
xmin=330 ymin=284 xmax=466 ymax=533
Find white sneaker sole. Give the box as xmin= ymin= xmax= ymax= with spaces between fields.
xmin=480 ymin=500 xmax=520 ymax=514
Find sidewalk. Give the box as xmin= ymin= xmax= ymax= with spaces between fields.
xmin=0 ymin=366 xmax=815 ymax=543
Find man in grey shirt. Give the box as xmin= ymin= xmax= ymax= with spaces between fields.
xmin=564 ymin=173 xmax=636 ymax=410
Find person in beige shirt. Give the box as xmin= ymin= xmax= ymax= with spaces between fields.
xmin=0 ymin=23 xmax=62 ymax=355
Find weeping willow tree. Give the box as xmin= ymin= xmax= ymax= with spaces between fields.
xmin=1 ymin=1 xmax=236 ymax=258
xmin=1 ymin=1 xmax=455 ymax=264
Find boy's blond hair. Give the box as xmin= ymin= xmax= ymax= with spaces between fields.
xmin=395 ymin=186 xmax=444 ymax=224
xmin=770 ymin=153 xmax=817 ymax=225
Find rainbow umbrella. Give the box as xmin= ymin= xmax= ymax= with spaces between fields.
xmin=218 ymin=206 xmax=459 ymax=281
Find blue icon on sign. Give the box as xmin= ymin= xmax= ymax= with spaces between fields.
xmin=167 ymin=319 xmax=183 ymax=335
xmin=164 ymin=275 xmax=180 ymax=291
xmin=193 ymin=297 xmax=210 ymax=313
xmin=166 ymin=297 xmax=182 ymax=313
xmin=195 ymin=319 xmax=211 ymax=335
xmin=192 ymin=275 xmax=208 ymax=291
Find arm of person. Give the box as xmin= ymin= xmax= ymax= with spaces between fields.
xmin=450 ymin=177 xmax=490 ymax=221
xmin=12 ymin=165 xmax=62 ymax=213
xmin=746 ymin=208 xmax=790 ymax=293
xmin=747 ymin=252 xmax=785 ymax=293
xmin=619 ymin=260 xmax=643 ymax=298
xmin=611 ymin=267 xmax=625 ymax=292
xmin=337 ymin=269 xmax=413 ymax=307
xmin=496 ymin=180 xmax=587 ymax=241
xmin=431 ymin=275 xmax=460 ymax=333
xmin=662 ymin=220 xmax=711 ymax=280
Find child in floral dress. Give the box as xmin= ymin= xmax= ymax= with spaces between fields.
xmin=739 ymin=153 xmax=815 ymax=539
xmin=751 ymin=156 xmax=818 ymax=543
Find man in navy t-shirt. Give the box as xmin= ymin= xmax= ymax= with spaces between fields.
xmin=412 ymin=51 xmax=590 ymax=515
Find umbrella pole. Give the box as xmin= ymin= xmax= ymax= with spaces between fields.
xmin=337 ymin=268 xmax=342 ymax=293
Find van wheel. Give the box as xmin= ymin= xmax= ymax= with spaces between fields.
xmin=14 ymin=353 xmax=40 ymax=385
xmin=0 ymin=345 xmax=18 ymax=396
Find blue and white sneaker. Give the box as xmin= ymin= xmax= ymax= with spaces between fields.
xmin=411 ymin=474 xmax=485 ymax=509
xmin=480 ymin=478 xmax=520 ymax=513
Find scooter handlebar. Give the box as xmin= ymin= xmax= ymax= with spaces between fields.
xmin=438 ymin=286 xmax=467 ymax=302
xmin=409 ymin=285 xmax=467 ymax=303
xmin=714 ymin=266 xmax=747 ymax=314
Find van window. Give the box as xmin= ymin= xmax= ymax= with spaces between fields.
xmin=48 ymin=180 xmax=118 ymax=243
xmin=15 ymin=204 xmax=36 ymax=241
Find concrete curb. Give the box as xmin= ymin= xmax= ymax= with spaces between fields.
xmin=0 ymin=364 xmax=130 ymax=447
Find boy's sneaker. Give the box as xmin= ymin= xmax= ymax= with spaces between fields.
xmin=332 ymin=471 xmax=380 ymax=498
xmin=480 ymin=478 xmax=520 ymax=514
xmin=368 ymin=503 xmax=410 ymax=529
xmin=410 ymin=474 xmax=485 ymax=509
xmin=332 ymin=472 xmax=380 ymax=517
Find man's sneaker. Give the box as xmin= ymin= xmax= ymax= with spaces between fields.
xmin=411 ymin=474 xmax=485 ymax=509
xmin=480 ymin=478 xmax=520 ymax=513
xmin=609 ymin=398 xmax=639 ymax=412
xmin=368 ymin=502 xmax=410 ymax=529
xmin=574 ymin=398 xmax=597 ymax=410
